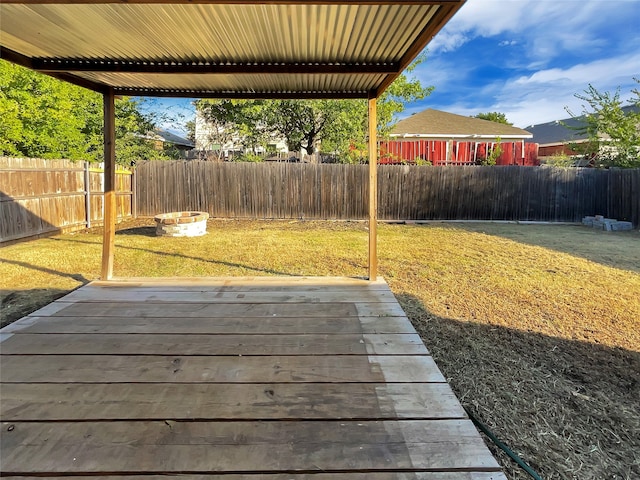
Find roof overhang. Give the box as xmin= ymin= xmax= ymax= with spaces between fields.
xmin=0 ymin=0 xmax=465 ymax=99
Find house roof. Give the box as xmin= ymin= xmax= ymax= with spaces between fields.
xmin=390 ymin=109 xmax=532 ymax=140
xmin=525 ymin=105 xmax=639 ymax=146
xmin=152 ymin=129 xmax=195 ymax=149
xmin=0 ymin=0 xmax=465 ymax=99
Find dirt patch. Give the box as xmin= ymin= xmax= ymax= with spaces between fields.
xmin=1 ymin=288 xmax=71 ymax=327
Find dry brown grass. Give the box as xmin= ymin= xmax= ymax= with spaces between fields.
xmin=1 ymin=219 xmax=639 ymax=479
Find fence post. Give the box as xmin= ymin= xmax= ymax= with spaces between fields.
xmin=84 ymin=161 xmax=91 ymax=228
xmin=132 ymin=167 xmax=137 ymax=218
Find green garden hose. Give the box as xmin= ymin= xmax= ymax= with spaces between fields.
xmin=464 ymin=406 xmax=544 ymax=480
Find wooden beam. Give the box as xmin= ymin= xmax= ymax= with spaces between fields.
xmin=0 ymin=46 xmax=34 ymax=69
xmin=112 ymin=88 xmax=371 ymax=99
xmin=101 ymin=89 xmax=116 ymax=280
xmin=0 ymin=48 xmax=110 ymax=93
xmin=368 ymin=94 xmax=378 ymax=281
xmin=33 ymin=59 xmax=399 ymax=75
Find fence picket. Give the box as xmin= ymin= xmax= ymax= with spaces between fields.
xmin=2 ymin=159 xmax=638 ymax=244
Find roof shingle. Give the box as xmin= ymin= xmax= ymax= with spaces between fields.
xmin=391 ymin=109 xmax=532 ymax=139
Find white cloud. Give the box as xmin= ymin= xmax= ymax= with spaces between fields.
xmin=513 ymin=53 xmax=640 ymax=89
xmin=415 ymin=51 xmax=640 ymax=129
xmin=430 ymin=0 xmax=638 ymax=60
xmin=487 ymin=54 xmax=640 ymax=127
xmin=415 ymin=0 xmax=640 ymax=129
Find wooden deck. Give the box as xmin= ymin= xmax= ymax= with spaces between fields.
xmin=1 ymin=276 xmax=506 ymax=479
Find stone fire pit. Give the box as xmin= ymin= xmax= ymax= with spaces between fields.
xmin=154 ymin=211 xmax=209 ymax=237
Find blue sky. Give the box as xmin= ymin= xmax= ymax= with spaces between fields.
xmin=146 ymin=0 xmax=640 ymax=134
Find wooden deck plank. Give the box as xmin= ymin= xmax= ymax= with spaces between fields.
xmin=0 ymin=333 xmax=427 ymax=356
xmin=1 ymin=420 xmax=502 ymax=473
xmin=45 ymin=301 xmax=406 ymax=318
xmin=82 ymin=282 xmax=392 ymax=292
xmin=2 ymin=474 xmax=505 ymax=480
xmin=0 ymin=354 xmax=445 ymax=383
xmin=3 ymin=315 xmax=418 ymax=335
xmin=61 ymin=289 xmax=398 ymax=303
xmin=93 ymin=276 xmax=389 ymax=287
xmin=0 ymin=383 xmax=464 ymax=421
xmin=5 ymin=472 xmax=506 ymax=480
xmin=0 ymin=277 xmax=505 ymax=479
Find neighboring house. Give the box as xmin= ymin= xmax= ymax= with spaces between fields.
xmin=525 ymin=105 xmax=639 ymax=163
xmin=194 ymin=111 xmax=287 ymax=159
xmin=149 ymin=129 xmax=195 ymax=157
xmin=384 ymin=108 xmax=537 ymax=165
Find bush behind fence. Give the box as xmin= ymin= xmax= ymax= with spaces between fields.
xmin=136 ymin=161 xmax=640 ymax=226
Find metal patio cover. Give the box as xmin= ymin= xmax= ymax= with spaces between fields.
xmin=0 ymin=0 xmax=464 ymax=99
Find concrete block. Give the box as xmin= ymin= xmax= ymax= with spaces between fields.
xmin=610 ymin=221 xmax=633 ymax=231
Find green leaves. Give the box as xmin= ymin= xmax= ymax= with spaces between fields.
xmin=1 ymin=60 xmax=164 ymax=165
xmin=473 ymin=112 xmax=513 ymax=125
xmin=195 ymin=61 xmax=433 ymax=162
xmin=567 ymin=79 xmax=640 ymax=168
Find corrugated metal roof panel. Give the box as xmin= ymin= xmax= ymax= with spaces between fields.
xmin=75 ymin=71 xmax=386 ymax=93
xmin=1 ymin=4 xmax=438 ymax=62
xmin=0 ymin=1 xmax=464 ymax=98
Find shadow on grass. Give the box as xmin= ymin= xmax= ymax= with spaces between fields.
xmin=394 ymin=292 xmax=640 ymax=480
xmin=0 ymin=258 xmax=90 ymax=285
xmin=115 ymin=226 xmax=156 ymax=237
xmin=0 ymin=258 xmax=90 ymax=327
xmin=48 ymin=237 xmax=295 ymax=276
xmin=438 ymin=223 xmax=640 ymax=274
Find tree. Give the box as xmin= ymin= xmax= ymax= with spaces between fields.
xmin=565 ymin=80 xmax=640 ymax=168
xmin=473 ymin=112 xmax=512 ymax=125
xmin=196 ymin=99 xmax=272 ymax=160
xmin=0 ymin=60 xmax=164 ymax=165
xmin=185 ymin=120 xmax=196 ymax=144
xmin=195 ymin=57 xmax=433 ymax=162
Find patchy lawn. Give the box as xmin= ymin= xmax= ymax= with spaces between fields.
xmin=1 ymin=219 xmax=639 ymax=479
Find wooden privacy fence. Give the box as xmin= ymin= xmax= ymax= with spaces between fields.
xmin=0 ymin=157 xmax=133 ymax=243
xmin=136 ymin=161 xmax=640 ymax=226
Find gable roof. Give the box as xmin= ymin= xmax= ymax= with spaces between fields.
xmin=525 ymin=105 xmax=639 ymax=145
xmin=390 ymin=108 xmax=532 ymax=140
xmin=0 ymin=0 xmax=465 ymax=99
xmin=152 ymin=129 xmax=195 ymax=148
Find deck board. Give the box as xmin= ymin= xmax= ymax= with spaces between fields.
xmin=3 ymin=315 xmax=417 ymax=334
xmin=0 ymin=276 xmax=505 ymax=479
xmin=0 ymin=333 xmax=428 ymax=355
xmin=1 ymin=420 xmax=499 ymax=473
xmin=0 ymin=383 xmax=464 ymax=421
xmin=2 ymin=475 xmax=503 ymax=480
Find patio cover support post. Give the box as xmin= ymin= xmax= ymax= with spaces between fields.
xmin=101 ymin=88 xmax=116 ymax=280
xmin=368 ymin=94 xmax=378 ymax=281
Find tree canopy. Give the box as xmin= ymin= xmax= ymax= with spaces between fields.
xmin=473 ymin=112 xmax=512 ymax=125
xmin=196 ymin=58 xmax=433 ymax=162
xmin=0 ymin=60 xmax=167 ymax=165
xmin=565 ymin=79 xmax=640 ymax=168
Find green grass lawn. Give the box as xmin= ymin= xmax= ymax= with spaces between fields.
xmin=1 ymin=219 xmax=639 ymax=479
